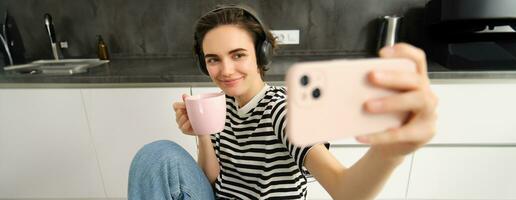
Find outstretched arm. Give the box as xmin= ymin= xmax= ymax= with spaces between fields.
xmin=304 ymin=43 xmax=438 ymax=200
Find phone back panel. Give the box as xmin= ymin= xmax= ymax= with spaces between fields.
xmin=286 ymin=58 xmax=416 ymax=146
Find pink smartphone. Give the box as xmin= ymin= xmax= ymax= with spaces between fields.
xmin=286 ymin=58 xmax=416 ymax=146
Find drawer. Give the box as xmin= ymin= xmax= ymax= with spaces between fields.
xmin=407 ymin=147 xmax=516 ymax=199
xmin=430 ymin=84 xmax=516 ymax=144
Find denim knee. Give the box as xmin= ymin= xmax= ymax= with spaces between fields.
xmin=128 ymin=140 xmax=214 ymax=200
xmin=136 ymin=140 xmax=190 ymax=161
xmin=130 ymin=140 xmax=192 ymax=172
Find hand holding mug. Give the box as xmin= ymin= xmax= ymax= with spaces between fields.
xmin=173 ymin=94 xmax=194 ymax=135
xmin=173 ymin=92 xmax=226 ymax=136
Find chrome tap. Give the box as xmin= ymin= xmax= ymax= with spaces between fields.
xmin=0 ymin=33 xmax=13 ymax=65
xmin=44 ymin=13 xmax=60 ymax=60
xmin=1 ymin=11 xmax=13 ymax=65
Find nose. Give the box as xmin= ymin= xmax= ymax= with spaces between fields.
xmin=220 ymin=59 xmax=236 ymax=76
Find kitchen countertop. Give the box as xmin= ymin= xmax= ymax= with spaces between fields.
xmin=1 ymin=56 xmax=516 ymax=88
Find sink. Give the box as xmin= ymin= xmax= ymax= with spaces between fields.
xmin=3 ymin=59 xmax=109 ymax=75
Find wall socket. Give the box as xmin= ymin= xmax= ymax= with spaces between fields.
xmin=270 ymin=30 xmax=300 ymax=45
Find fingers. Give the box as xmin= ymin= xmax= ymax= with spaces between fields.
xmin=173 ymin=102 xmax=185 ymax=110
xmin=379 ymin=43 xmax=428 ymax=75
xmin=366 ymin=88 xmax=437 ymax=119
xmin=182 ymin=93 xmax=190 ymax=102
xmin=181 ymin=120 xmax=194 ymax=134
xmin=174 ymin=103 xmax=186 ymax=121
xmin=175 ymin=108 xmax=194 ymax=135
xmin=368 ymin=70 xmax=422 ymax=91
xmin=356 ymin=128 xmax=407 ymax=144
xmin=356 ymin=113 xmax=436 ymax=145
xmin=173 ymin=94 xmax=195 ymax=135
xmin=173 ymin=93 xmax=189 ymax=110
xmin=177 ymin=114 xmax=188 ymax=126
xmin=365 ymin=91 xmax=424 ymax=113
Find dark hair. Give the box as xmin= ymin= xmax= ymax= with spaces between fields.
xmin=194 ymin=6 xmax=277 ymax=79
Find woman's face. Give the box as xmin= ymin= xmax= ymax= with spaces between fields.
xmin=202 ymin=25 xmax=263 ymax=98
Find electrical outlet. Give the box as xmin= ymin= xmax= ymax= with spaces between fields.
xmin=270 ymin=30 xmax=300 ymax=45
xmin=60 ymin=41 xmax=68 ymax=48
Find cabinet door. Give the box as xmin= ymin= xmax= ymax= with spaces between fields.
xmin=430 ymin=83 xmax=516 ymax=144
xmin=306 ymin=147 xmax=412 ymax=200
xmin=0 ymin=89 xmax=105 ymax=198
xmin=407 ymin=147 xmax=516 ymax=199
xmin=81 ymin=87 xmax=196 ymax=198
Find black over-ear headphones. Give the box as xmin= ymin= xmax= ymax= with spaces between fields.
xmin=193 ymin=4 xmax=273 ymax=75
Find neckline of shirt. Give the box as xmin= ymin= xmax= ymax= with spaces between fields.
xmin=235 ymin=83 xmax=270 ymax=117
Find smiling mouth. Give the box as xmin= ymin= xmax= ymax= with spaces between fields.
xmin=220 ymin=77 xmax=243 ymax=86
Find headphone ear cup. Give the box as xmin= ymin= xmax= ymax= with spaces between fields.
xmin=257 ymin=39 xmax=272 ymax=66
xmin=194 ymin=36 xmax=209 ymax=75
xmin=196 ymin=52 xmax=209 ymax=75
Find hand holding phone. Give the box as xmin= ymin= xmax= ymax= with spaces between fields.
xmin=286 ymin=58 xmax=416 ymax=146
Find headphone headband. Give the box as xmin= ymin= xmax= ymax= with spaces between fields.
xmin=206 ymin=4 xmax=270 ymax=36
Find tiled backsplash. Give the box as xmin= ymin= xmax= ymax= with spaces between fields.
xmin=0 ymin=0 xmax=428 ymax=61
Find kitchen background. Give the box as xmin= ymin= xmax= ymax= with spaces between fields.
xmin=2 ymin=1 xmax=516 ymax=200
xmin=0 ymin=0 xmax=427 ymax=64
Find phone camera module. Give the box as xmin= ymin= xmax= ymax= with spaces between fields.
xmin=312 ymin=88 xmax=321 ymax=99
xmin=300 ymin=75 xmax=309 ymax=86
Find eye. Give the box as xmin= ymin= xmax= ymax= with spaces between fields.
xmin=206 ymin=57 xmax=219 ymax=64
xmin=232 ymin=53 xmax=246 ymax=60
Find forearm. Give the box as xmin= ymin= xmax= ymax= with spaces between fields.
xmin=333 ymin=147 xmax=405 ymax=200
xmin=196 ymin=135 xmax=220 ymax=184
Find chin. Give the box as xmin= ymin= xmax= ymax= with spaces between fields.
xmin=217 ymin=84 xmax=243 ymax=97
xmin=220 ymin=87 xmax=243 ymax=97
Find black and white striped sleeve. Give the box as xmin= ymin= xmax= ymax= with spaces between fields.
xmin=210 ymin=132 xmax=220 ymax=160
xmin=270 ymin=98 xmax=329 ymax=176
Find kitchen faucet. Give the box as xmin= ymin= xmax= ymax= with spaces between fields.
xmin=1 ymin=11 xmax=13 ymax=65
xmin=0 ymin=34 xmax=13 ymax=65
xmin=44 ymin=13 xmax=60 ymax=60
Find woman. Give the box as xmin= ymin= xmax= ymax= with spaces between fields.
xmin=128 ymin=4 xmax=438 ymax=200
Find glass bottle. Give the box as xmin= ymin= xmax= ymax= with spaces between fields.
xmin=97 ymin=35 xmax=109 ymax=60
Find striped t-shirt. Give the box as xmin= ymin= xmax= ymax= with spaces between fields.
xmin=210 ymin=84 xmax=327 ymax=199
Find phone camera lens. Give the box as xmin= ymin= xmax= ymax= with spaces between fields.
xmin=312 ymin=88 xmax=321 ymax=99
xmin=300 ymin=75 xmax=309 ymax=86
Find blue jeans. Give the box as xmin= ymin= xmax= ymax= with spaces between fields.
xmin=128 ymin=140 xmax=215 ymax=200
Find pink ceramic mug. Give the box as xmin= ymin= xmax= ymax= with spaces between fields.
xmin=185 ymin=92 xmax=226 ymax=135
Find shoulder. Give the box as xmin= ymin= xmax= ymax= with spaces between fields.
xmin=266 ymin=86 xmax=287 ymax=115
xmin=267 ymin=86 xmax=287 ymax=102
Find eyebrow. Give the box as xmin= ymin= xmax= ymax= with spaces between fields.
xmin=204 ymin=48 xmax=248 ymax=58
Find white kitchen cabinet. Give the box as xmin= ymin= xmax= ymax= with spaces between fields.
xmin=306 ymin=147 xmax=412 ymax=200
xmin=0 ymin=89 xmax=105 ymax=199
xmin=430 ymin=83 xmax=516 ymax=144
xmin=407 ymin=147 xmax=516 ymax=199
xmin=2 ymin=81 xmax=512 ymax=200
xmin=81 ymin=87 xmax=196 ymax=198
